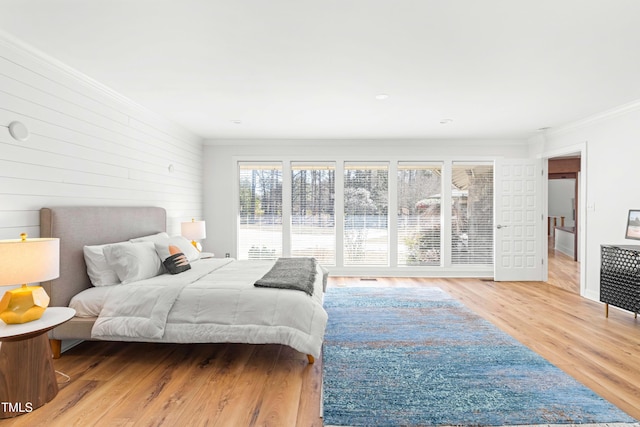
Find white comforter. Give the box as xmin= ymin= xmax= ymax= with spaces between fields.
xmin=74 ymin=258 xmax=327 ymax=358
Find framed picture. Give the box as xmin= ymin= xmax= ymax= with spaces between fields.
xmin=625 ymin=209 xmax=640 ymax=240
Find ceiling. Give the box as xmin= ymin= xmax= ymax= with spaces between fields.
xmin=2 ymin=0 xmax=640 ymax=141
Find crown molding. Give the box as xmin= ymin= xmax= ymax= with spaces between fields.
xmin=547 ymin=98 xmax=640 ymax=137
xmin=204 ymin=138 xmax=528 ymax=147
xmin=0 ymin=29 xmax=143 ymax=113
xmin=0 ymin=29 xmax=201 ymax=143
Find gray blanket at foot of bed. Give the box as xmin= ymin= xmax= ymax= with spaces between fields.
xmin=254 ymin=257 xmax=317 ymax=295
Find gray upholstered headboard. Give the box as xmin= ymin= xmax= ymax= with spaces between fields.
xmin=40 ymin=206 xmax=167 ymax=307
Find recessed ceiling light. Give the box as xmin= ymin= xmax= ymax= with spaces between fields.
xmin=231 ymin=120 xmax=242 ymax=125
xmin=440 ymin=118 xmax=453 ymax=125
xmin=375 ymin=94 xmax=389 ymax=100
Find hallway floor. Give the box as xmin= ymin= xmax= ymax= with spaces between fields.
xmin=547 ymin=235 xmax=580 ymax=293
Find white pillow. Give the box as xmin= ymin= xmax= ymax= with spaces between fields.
xmin=129 ymin=232 xmax=170 ymax=244
xmin=69 ymin=286 xmax=111 ymax=317
xmin=83 ymin=244 xmax=121 ymax=287
xmin=155 ymin=236 xmax=200 ymax=262
xmin=103 ymin=241 xmax=163 ymax=284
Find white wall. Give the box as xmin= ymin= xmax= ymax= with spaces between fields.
xmin=0 ymin=34 xmax=204 ymax=240
xmin=548 ymin=179 xmax=575 ymax=227
xmin=554 ymin=228 xmax=575 ymax=258
xmin=532 ymin=102 xmax=640 ymax=301
xmin=203 ymin=139 xmax=529 ymax=275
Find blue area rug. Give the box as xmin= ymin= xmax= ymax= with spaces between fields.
xmin=322 ymin=287 xmax=637 ymax=426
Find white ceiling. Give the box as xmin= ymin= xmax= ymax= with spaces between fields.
xmin=2 ymin=0 xmax=640 ymax=141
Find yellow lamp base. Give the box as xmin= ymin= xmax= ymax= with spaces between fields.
xmin=0 ymin=284 xmax=50 ymax=324
xmin=190 ymin=240 xmax=202 ymax=252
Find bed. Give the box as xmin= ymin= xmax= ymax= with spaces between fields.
xmin=40 ymin=206 xmax=328 ymax=363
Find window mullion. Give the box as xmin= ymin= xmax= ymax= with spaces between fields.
xmin=282 ymin=161 xmax=292 ymax=257
xmin=335 ymin=162 xmax=345 ymax=268
xmin=442 ymin=160 xmax=453 ymax=267
xmin=388 ymin=162 xmax=398 ymax=267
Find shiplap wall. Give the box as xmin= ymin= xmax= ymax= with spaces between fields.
xmin=0 ymin=33 xmax=204 ymax=240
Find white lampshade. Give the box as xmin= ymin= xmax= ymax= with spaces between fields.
xmin=181 ymin=220 xmax=206 ymax=241
xmin=0 ymin=237 xmax=60 ymax=286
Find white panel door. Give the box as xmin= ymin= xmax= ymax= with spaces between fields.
xmin=494 ymin=158 xmax=543 ymax=281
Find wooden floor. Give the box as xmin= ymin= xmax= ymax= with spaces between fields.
xmin=547 ymin=235 xmax=581 ymax=294
xmin=5 ymin=256 xmax=640 ymax=426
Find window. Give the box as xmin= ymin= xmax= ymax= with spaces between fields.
xmin=451 ymin=162 xmax=494 ymax=265
xmin=344 ymin=163 xmax=388 ymax=266
xmin=235 ymin=159 xmax=495 ymax=270
xmin=238 ymin=163 xmax=282 ymax=260
xmin=397 ymin=163 xmax=443 ymax=266
xmin=291 ymin=163 xmax=336 ymax=265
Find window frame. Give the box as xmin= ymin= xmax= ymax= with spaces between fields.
xmin=233 ymin=157 xmax=495 ymax=274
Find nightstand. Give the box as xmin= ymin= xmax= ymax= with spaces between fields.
xmin=0 ymin=307 xmax=75 ymax=418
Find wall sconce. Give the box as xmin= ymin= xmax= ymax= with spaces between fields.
xmin=7 ymin=121 xmax=30 ymax=142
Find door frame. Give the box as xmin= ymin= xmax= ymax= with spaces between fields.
xmin=539 ymin=142 xmax=587 ymax=296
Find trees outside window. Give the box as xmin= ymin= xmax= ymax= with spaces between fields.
xmin=237 ymin=160 xmax=493 ymax=269
xmin=451 ymin=163 xmax=494 ymax=265
xmin=238 ymin=163 xmax=282 ymax=260
xmin=344 ymin=163 xmax=388 ymax=266
xmin=397 ymin=163 xmax=443 ymax=266
xmin=291 ymin=163 xmax=336 ymax=265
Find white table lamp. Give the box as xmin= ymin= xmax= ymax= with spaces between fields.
xmin=0 ymin=234 xmax=60 ymax=324
xmin=181 ymin=219 xmax=206 ymax=251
